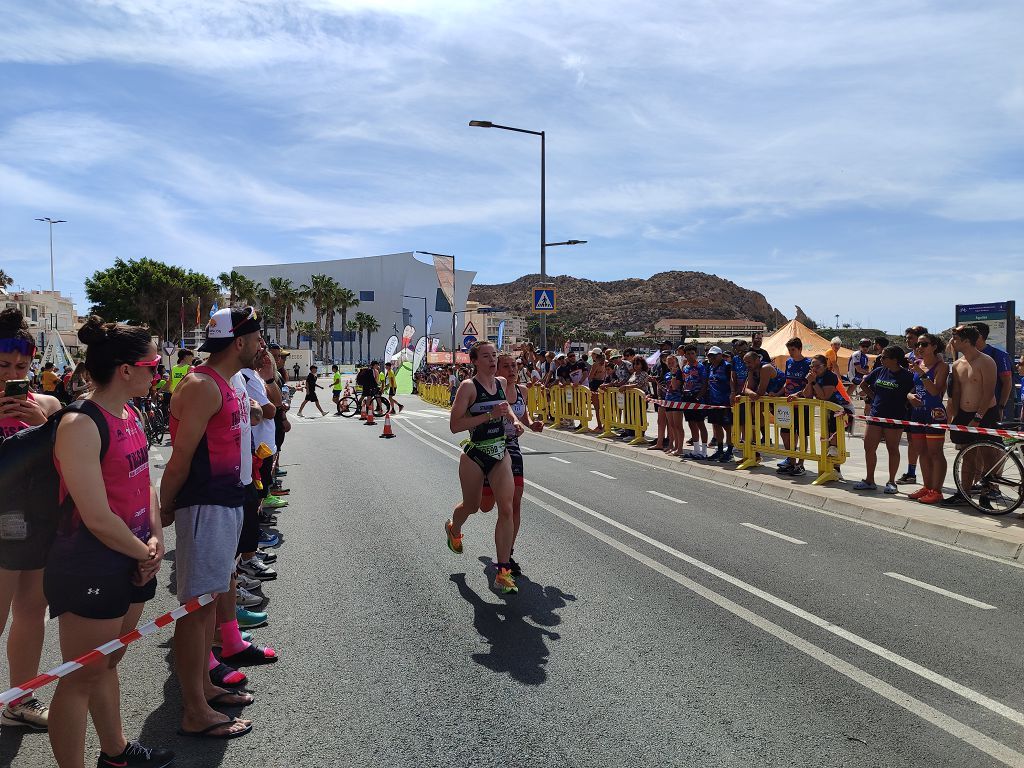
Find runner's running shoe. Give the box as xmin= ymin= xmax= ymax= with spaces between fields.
xmin=255 ymin=550 xmax=277 ymax=564
xmin=493 ymin=567 xmax=518 ymax=594
xmin=508 ymin=556 xmax=522 ymax=576
xmin=236 ymin=572 xmax=261 ymax=592
xmin=239 ymin=557 xmax=277 ymax=581
xmin=236 ymin=586 xmax=263 ymax=608
xmin=445 ymin=520 xmax=463 ymax=554
xmin=263 ymin=495 xmax=288 ymax=510
xmin=97 ymin=740 xmax=174 ymax=768
xmin=2 ymin=698 xmax=48 ymax=730
xmin=258 ymin=530 xmax=281 ymax=548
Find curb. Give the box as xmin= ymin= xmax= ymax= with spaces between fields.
xmin=537 ymin=427 xmax=1024 ymax=563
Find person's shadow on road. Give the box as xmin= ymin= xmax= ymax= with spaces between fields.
xmin=450 ymin=563 xmax=576 ymax=686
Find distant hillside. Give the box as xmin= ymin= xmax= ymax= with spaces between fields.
xmin=469 ymin=271 xmax=787 ymax=332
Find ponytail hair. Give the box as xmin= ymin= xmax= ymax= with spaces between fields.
xmin=78 ymin=315 xmax=152 ymax=385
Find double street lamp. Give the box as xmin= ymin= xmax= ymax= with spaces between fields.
xmin=34 ymin=217 xmax=66 ymax=292
xmin=468 ymin=120 xmax=585 ymax=351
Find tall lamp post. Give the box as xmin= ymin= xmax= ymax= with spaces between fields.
xmin=403 ymin=294 xmax=429 ymax=370
xmin=415 ymin=250 xmax=456 ymax=364
xmin=468 ymin=121 xmax=587 ymax=351
xmin=34 ymin=217 xmax=66 ymax=292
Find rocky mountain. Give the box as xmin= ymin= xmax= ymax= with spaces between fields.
xmin=469 ymin=271 xmax=787 ymax=332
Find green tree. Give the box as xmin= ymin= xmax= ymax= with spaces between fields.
xmin=85 ymin=257 xmax=219 ymax=342
xmin=356 ymin=312 xmax=379 ymax=362
xmin=269 ymin=277 xmax=306 ymax=348
xmin=301 ymin=274 xmax=341 ymax=360
xmin=294 ymin=321 xmax=316 ymax=352
xmin=346 ymin=319 xmax=359 ymax=364
xmin=333 ymin=287 xmax=359 ymax=363
xmin=0 ymin=269 xmax=13 ymax=290
xmin=218 ymin=270 xmax=246 ymax=305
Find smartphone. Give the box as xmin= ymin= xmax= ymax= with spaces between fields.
xmin=3 ymin=379 xmax=29 ymax=400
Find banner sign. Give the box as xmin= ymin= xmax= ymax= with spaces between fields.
xmin=432 ymin=255 xmax=456 ymax=314
xmin=497 ymin=320 xmax=506 ymax=350
xmin=383 ymin=335 xmax=399 ymax=363
xmin=955 ymin=301 xmax=1016 ymax=355
xmin=413 ymin=337 xmax=427 ymax=371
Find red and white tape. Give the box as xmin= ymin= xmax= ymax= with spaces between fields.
xmin=0 ymin=593 xmax=214 ymax=706
xmin=648 ymin=398 xmax=728 ymax=411
xmin=851 ymin=413 xmax=1024 ymax=439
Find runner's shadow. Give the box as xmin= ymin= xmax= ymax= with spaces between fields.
xmin=0 ymin=724 xmax=39 ymax=768
xmin=450 ymin=567 xmax=576 ymax=687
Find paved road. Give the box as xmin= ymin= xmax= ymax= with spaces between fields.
xmin=4 ymin=395 xmax=1024 ymax=767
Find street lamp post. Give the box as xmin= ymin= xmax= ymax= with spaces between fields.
xmin=469 ymin=121 xmax=586 ymax=351
xmin=415 ymin=250 xmax=457 ymax=365
xmin=34 ymin=217 xmax=66 ymax=293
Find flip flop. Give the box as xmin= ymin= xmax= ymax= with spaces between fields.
xmin=208 ymin=692 xmax=255 ymax=708
xmin=220 ymin=643 xmax=278 ymax=667
xmin=177 ymin=718 xmax=253 ymax=739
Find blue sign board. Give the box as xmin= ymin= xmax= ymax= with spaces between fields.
xmin=462 ymin=334 xmax=477 ymax=350
xmin=533 ymin=287 xmax=556 ymax=313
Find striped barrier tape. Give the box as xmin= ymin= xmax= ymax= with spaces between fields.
xmin=0 ymin=593 xmax=215 ymax=706
xmin=648 ymin=398 xmax=728 ymax=411
xmin=851 ymin=413 xmax=1024 ymax=439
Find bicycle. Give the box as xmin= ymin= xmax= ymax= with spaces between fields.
xmin=134 ymin=396 xmax=168 ymax=447
xmin=338 ymin=386 xmax=391 ymax=419
xmin=952 ymin=420 xmax=1024 ymax=515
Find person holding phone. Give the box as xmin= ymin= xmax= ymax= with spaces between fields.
xmin=45 ymin=316 xmax=173 ymax=767
xmin=0 ymin=308 xmax=62 ymax=732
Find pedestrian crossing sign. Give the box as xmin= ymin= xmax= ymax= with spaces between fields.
xmin=462 ymin=321 xmax=478 ymax=336
xmin=532 ymin=287 xmax=556 ymax=313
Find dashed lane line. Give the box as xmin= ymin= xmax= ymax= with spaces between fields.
xmin=550 ymin=456 xmax=572 ymax=464
xmin=647 ymin=490 xmax=687 ymax=504
xmin=885 ymin=572 xmax=997 ymax=611
xmin=590 ymin=471 xmax=616 ymax=480
xmin=741 ymin=523 xmax=806 ymax=545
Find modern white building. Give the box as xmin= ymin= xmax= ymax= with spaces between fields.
xmin=234 ymin=252 xmax=475 ymax=363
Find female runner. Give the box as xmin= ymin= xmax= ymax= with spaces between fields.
xmin=444 ymin=342 xmax=526 ymax=594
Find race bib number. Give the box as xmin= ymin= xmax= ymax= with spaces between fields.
xmin=775 ymin=405 xmax=792 ymax=428
xmin=476 ymin=439 xmax=506 ymax=460
xmin=0 ymin=512 xmax=28 ymax=541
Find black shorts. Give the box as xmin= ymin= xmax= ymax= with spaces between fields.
xmin=484 ymin=442 xmax=524 ymax=490
xmin=464 ymin=442 xmax=507 ymax=476
xmin=238 ymin=484 xmax=261 ymax=555
xmin=45 ymin=528 xmax=156 ymax=620
xmin=332 ymin=390 xmax=342 ymax=402
xmin=781 ymin=404 xmax=811 ymax=434
xmin=706 ymin=406 xmax=733 ymax=427
xmin=950 ymin=407 xmax=999 ymax=446
xmin=681 ymin=392 xmax=705 ymax=422
xmin=305 ymin=392 xmax=319 ymax=404
xmin=389 ymin=387 xmax=397 ymax=397
xmin=907 ymin=407 xmax=947 ymax=439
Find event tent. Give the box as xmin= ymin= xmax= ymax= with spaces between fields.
xmin=762 ymin=319 xmax=859 ymax=376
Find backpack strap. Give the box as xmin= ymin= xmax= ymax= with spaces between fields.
xmin=60 ymin=400 xmax=111 ymax=461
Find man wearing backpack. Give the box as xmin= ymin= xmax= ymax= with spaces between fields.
xmin=159 ymin=307 xmax=263 ymax=739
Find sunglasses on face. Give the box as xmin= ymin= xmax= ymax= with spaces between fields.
xmin=126 ymin=355 xmax=163 ymax=368
xmin=230 ymin=306 xmax=260 ymax=333
xmin=914 ymin=341 xmax=930 ymax=348
xmin=0 ymin=338 xmax=36 ymax=356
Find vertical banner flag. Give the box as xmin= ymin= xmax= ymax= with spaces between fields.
xmin=432 ymin=254 xmax=456 ymax=313
xmin=401 ymin=325 xmax=416 ymax=351
xmin=431 ymin=338 xmax=440 ymax=352
xmin=497 ymin=320 xmax=506 ymax=350
xmin=196 ymin=301 xmax=201 ymax=327
xmin=209 ymin=301 xmax=218 ymax=318
xmin=413 ymin=337 xmax=427 ymax=371
xmin=426 ymin=315 xmax=433 ymax=337
xmin=384 ymin=335 xmax=399 ymax=363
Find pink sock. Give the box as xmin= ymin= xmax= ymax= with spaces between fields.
xmin=219 ymin=620 xmax=251 ymax=657
xmin=208 ymin=651 xmax=246 ymax=685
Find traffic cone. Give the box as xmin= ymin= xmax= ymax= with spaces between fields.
xmin=379 ymin=413 xmax=395 ymax=438
xmin=358 ymin=398 xmax=367 ymax=420
xmin=365 ymin=404 xmax=376 ymax=425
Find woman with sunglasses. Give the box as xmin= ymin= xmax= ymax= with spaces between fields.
xmin=45 ymin=316 xmax=172 ymax=768
xmin=0 ymin=309 xmax=62 ymax=731
xmin=905 ymin=334 xmax=949 ymax=504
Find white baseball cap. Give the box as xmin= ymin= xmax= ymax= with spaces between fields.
xmin=707 ymin=345 xmax=724 ymax=355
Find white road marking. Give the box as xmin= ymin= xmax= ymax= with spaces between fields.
xmin=647 ymin=490 xmax=688 ymax=504
xmin=424 ymin=410 xmax=451 ymax=416
xmin=884 ymin=572 xmax=997 ymax=610
xmin=399 ymin=419 xmax=1024 ymax=765
xmin=549 ymin=456 xmax=571 ymax=464
xmin=590 ymin=471 xmax=616 ymax=480
xmin=520 ymin=445 xmax=537 ymax=453
xmin=741 ymin=523 xmax=806 ymax=545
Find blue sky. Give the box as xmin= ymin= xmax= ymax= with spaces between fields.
xmin=1 ymin=0 xmax=1021 ymax=334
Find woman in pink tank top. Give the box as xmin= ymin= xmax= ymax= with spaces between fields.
xmin=0 ymin=308 xmax=61 ymax=731
xmin=45 ymin=316 xmax=173 ymax=768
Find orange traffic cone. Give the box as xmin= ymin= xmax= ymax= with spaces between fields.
xmin=364 ymin=403 xmax=376 ymax=425
xmin=379 ymin=413 xmax=395 ymax=438
xmin=358 ymin=398 xmax=367 ymax=420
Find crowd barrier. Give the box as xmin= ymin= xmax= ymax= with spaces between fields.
xmin=732 ymin=396 xmax=847 ymax=485
xmin=599 ymin=386 xmax=649 ymax=445
xmin=420 ymin=382 xmax=451 ymax=408
xmin=547 ymin=384 xmax=593 ymax=433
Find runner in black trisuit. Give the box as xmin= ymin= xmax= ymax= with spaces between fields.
xmin=445 ymin=342 xmax=525 ymax=594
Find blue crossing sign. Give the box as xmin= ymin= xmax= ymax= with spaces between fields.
xmin=532 ymin=287 xmax=556 ymax=313
xmin=462 ymin=335 xmax=477 ymax=350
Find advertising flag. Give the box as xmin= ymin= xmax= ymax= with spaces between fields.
xmin=497 ymin=320 xmax=506 ymax=350
xmin=384 ymin=335 xmax=399 ymax=362
xmin=209 ymin=301 xmax=218 ymax=318
xmin=432 ymin=254 xmax=456 ymax=313
xmin=413 ymin=337 xmax=427 ymax=371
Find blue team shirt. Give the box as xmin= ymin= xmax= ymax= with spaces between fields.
xmin=681 ymin=362 xmax=707 ymax=394
xmin=784 ymin=357 xmax=812 ymax=395
xmin=706 ymin=360 xmax=732 ymax=405
xmin=983 ymin=344 xmax=1013 ymax=402
xmin=731 ymin=355 xmax=748 ymax=390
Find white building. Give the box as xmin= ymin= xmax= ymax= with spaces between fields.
xmin=464 ymin=301 xmax=528 ymax=352
xmin=2 ymin=290 xmax=80 ymax=362
xmin=234 ymin=252 xmax=475 ymax=363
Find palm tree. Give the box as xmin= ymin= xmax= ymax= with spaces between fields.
xmin=294 ymin=321 xmax=317 ymax=353
xmin=346 ymin=320 xmax=359 ymax=364
xmin=0 ymin=269 xmax=13 ymax=292
xmin=218 ymin=270 xmax=246 ymax=305
xmin=356 ymin=312 xmax=379 ymax=362
xmin=234 ymin=275 xmax=260 ymax=307
xmin=300 ymin=274 xmax=341 ymax=360
xmin=269 ymin=277 xmax=306 ymax=346
xmin=333 ymin=287 xmax=359 ymax=363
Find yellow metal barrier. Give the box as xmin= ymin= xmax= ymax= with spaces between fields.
xmin=733 ymin=396 xmax=847 ymax=485
xmin=526 ymin=384 xmax=550 ymax=423
xmin=546 ymin=384 xmax=592 ymax=432
xmin=598 ymin=386 xmax=648 ymax=445
xmin=418 ymin=382 xmax=451 ymax=409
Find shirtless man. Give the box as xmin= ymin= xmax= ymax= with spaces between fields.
xmin=941 ymin=325 xmax=997 ymax=506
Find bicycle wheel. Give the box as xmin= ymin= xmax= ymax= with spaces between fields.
xmin=953 ymin=442 xmax=1024 ymax=515
xmin=338 ymin=396 xmax=357 ymax=417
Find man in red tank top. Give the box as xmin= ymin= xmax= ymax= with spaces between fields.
xmin=161 ymin=307 xmax=264 ymax=739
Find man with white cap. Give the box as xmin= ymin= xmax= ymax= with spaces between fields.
xmin=160 ymin=306 xmax=264 ymax=739
xmin=704 ymin=346 xmax=735 ymax=461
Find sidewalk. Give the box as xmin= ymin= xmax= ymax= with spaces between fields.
xmin=545 ymin=414 xmax=1024 ymax=562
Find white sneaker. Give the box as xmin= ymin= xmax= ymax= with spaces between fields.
xmin=236 ymin=572 xmax=261 ymax=592
xmin=2 ymin=698 xmax=48 ymax=730
xmin=236 ymin=585 xmax=263 ymax=608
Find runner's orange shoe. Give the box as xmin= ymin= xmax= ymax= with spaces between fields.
xmin=445 ymin=520 xmax=463 ymax=554
xmin=493 ymin=567 xmax=518 ymax=594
